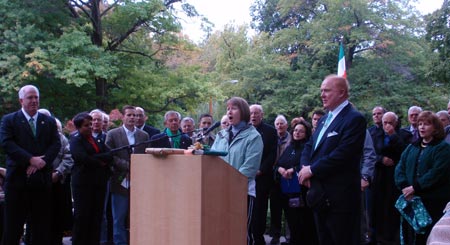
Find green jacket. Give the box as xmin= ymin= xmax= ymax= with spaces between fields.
xmin=395 ymin=140 xmax=450 ymax=200
xmin=211 ymin=125 xmax=263 ymax=197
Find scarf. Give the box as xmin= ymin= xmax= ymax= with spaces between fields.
xmin=166 ymin=128 xmax=181 ymax=148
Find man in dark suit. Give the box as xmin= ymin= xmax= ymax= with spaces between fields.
xmin=151 ymin=111 xmax=192 ymax=149
xmin=90 ymin=109 xmax=108 ymax=141
xmin=400 ymin=106 xmax=422 ymax=144
xmin=135 ymin=107 xmax=160 ymax=140
xmin=106 ymin=105 xmax=150 ymax=245
xmin=299 ymin=75 xmax=366 ymax=245
xmin=249 ymin=104 xmax=278 ymax=245
xmin=0 ymin=85 xmax=61 ymax=244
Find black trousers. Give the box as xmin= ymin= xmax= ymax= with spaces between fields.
xmin=247 ymin=195 xmax=256 ymax=245
xmin=71 ymin=182 xmax=106 ymax=245
xmin=51 ymin=180 xmax=73 ymax=245
xmin=269 ymin=182 xmax=282 ymax=238
xmin=252 ymin=176 xmax=273 ymax=245
xmin=281 ymin=193 xmax=317 ymax=245
xmin=2 ymin=185 xmax=52 ymax=245
xmin=314 ymin=208 xmax=360 ymax=245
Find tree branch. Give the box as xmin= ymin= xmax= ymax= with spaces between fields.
xmin=66 ymin=1 xmax=80 ymax=18
xmin=108 ymin=19 xmax=147 ymax=51
xmin=113 ymin=48 xmax=158 ymax=59
xmin=147 ymin=96 xmax=189 ymax=114
xmin=100 ymin=0 xmax=120 ymax=17
xmin=69 ymin=0 xmax=93 ymax=22
xmin=164 ymin=0 xmax=182 ymax=7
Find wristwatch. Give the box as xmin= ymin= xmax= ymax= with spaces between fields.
xmin=361 ymin=175 xmax=370 ymax=182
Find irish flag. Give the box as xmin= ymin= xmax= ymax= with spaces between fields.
xmin=337 ymin=42 xmax=347 ymax=78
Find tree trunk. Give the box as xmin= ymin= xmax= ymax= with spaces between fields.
xmin=91 ymin=0 xmax=107 ymax=110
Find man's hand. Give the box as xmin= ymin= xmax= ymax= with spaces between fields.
xmin=29 ymin=156 xmax=46 ymax=169
xmin=52 ymin=172 xmax=61 ymax=183
xmin=26 ymin=166 xmax=38 ymax=176
xmin=299 ymin=165 xmax=312 ymax=186
xmin=361 ymin=179 xmax=369 ymax=191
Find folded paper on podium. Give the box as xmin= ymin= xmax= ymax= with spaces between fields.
xmin=130 ymin=153 xmax=247 ymax=245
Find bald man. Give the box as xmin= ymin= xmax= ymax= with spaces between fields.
xmin=298 ymin=75 xmax=366 ymax=245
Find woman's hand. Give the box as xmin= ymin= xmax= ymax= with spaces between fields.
xmin=284 ymin=168 xmax=294 ymax=179
xmin=278 ymin=167 xmax=286 ymax=177
xmin=402 ymin=186 xmax=415 ymax=200
xmin=382 ymin=156 xmax=394 ymax=166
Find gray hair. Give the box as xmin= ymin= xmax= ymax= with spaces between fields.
xmin=164 ymin=111 xmax=181 ymax=121
xmin=181 ymin=117 xmax=194 ymax=124
xmin=382 ymin=111 xmax=398 ymax=122
xmin=90 ymin=109 xmax=105 ymax=120
xmin=249 ymin=104 xmax=263 ymax=113
xmin=436 ymin=110 xmax=450 ymax=120
xmin=18 ymin=85 xmax=39 ymax=99
xmin=408 ymin=106 xmax=423 ymax=115
xmin=55 ymin=118 xmax=62 ymax=133
xmin=136 ymin=106 xmax=145 ymax=115
xmin=274 ymin=115 xmax=288 ymax=126
xmin=38 ymin=108 xmax=51 ymax=117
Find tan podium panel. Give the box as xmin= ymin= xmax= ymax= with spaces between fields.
xmin=130 ymin=154 xmax=247 ymax=245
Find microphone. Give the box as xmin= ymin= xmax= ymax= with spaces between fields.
xmin=203 ymin=121 xmax=221 ymax=135
xmin=193 ymin=128 xmax=208 ymax=133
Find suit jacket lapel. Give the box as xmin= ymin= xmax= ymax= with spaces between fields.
xmin=313 ymin=104 xmax=352 ymax=152
xmin=18 ymin=110 xmax=36 ymax=138
xmin=35 ymin=113 xmax=45 ymax=138
xmin=118 ymin=127 xmax=129 ymax=147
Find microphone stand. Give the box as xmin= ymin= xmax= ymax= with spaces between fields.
xmin=108 ymin=128 xmax=205 ymax=153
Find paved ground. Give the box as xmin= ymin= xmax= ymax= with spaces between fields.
xmin=264 ymin=234 xmax=288 ymax=244
xmin=21 ymin=234 xmax=286 ymax=244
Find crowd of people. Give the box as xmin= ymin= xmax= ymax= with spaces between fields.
xmin=0 ymin=76 xmax=450 ymax=245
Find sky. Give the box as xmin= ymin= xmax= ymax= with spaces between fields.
xmin=180 ymin=0 xmax=444 ymax=43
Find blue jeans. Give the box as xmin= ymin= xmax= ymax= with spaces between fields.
xmin=111 ymin=193 xmax=129 ymax=245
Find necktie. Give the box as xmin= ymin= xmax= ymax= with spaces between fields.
xmin=315 ymin=112 xmax=333 ymax=149
xmin=29 ymin=118 xmax=36 ymax=137
xmin=412 ymin=128 xmax=419 ymax=142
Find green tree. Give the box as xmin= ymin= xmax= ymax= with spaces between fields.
xmin=247 ymin=0 xmax=443 ymax=120
xmin=1 ymin=0 xmax=213 ymax=121
xmin=425 ymin=0 xmax=450 ymax=86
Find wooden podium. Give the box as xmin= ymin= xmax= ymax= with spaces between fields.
xmin=130 ymin=154 xmax=247 ymax=245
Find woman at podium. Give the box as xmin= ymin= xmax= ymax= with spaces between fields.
xmin=211 ymin=97 xmax=263 ymax=245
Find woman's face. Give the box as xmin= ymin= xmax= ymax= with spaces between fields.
xmin=79 ymin=119 xmax=93 ymax=137
xmin=292 ymin=124 xmax=306 ymax=141
xmin=418 ymin=120 xmax=434 ymax=142
xmin=227 ymin=104 xmax=241 ymax=126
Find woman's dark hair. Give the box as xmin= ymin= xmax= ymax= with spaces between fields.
xmin=226 ymin=97 xmax=250 ymax=123
xmin=417 ymin=111 xmax=445 ymax=141
xmin=73 ymin=112 xmax=93 ymax=129
xmin=291 ymin=118 xmax=312 ymax=140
